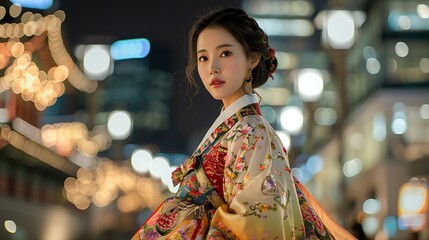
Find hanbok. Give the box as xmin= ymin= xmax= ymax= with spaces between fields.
xmin=132 ymin=94 xmax=356 ymax=240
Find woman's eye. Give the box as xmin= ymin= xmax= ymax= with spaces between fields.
xmin=221 ymin=51 xmax=231 ymax=57
xmin=198 ymin=56 xmax=207 ymax=62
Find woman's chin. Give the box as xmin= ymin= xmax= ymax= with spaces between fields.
xmin=208 ymin=93 xmax=223 ymax=101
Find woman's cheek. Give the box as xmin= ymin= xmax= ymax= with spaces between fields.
xmin=197 ymin=68 xmax=208 ymax=84
xmin=228 ymin=59 xmax=246 ymax=75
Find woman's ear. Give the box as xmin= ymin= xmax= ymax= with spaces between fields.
xmin=248 ymin=52 xmax=261 ymax=69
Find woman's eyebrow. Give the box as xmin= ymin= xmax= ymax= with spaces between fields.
xmin=197 ymin=43 xmax=234 ymax=53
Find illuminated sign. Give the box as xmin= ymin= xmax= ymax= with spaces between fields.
xmin=10 ymin=0 xmax=53 ymax=10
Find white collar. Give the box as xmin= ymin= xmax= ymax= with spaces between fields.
xmin=196 ymin=94 xmax=258 ymax=150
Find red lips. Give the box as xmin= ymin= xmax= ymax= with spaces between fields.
xmin=210 ymin=78 xmax=225 ymax=87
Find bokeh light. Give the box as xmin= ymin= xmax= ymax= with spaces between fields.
xmin=394 ymin=42 xmax=409 ymax=57
xmin=417 ymin=4 xmax=429 ymax=19
xmin=149 ymin=156 xmax=170 ymax=179
xmin=343 ymin=158 xmax=363 ymax=177
xmin=0 ymin=108 xmax=9 ymax=122
xmin=306 ymin=154 xmax=324 ymax=175
xmin=398 ymin=15 xmax=411 ymax=30
xmin=363 ymin=198 xmax=381 ymax=214
xmin=64 ymin=160 xmax=166 ymax=212
xmin=131 ymin=149 xmax=153 ymax=174
xmin=279 ymin=106 xmax=303 ymax=135
xmin=83 ymin=45 xmax=112 ymax=80
xmin=326 ymin=10 xmax=355 ymax=49
xmin=4 ymin=220 xmax=17 ymax=234
xmin=107 ymin=111 xmax=132 ymax=140
xmin=314 ymin=107 xmax=337 ymax=126
xmin=391 ymin=102 xmax=407 ymax=135
xmin=420 ymin=104 xmax=429 ymax=119
xmin=275 ymin=130 xmax=291 ymax=150
xmin=373 ymin=113 xmax=387 ymax=142
xmin=366 ymin=58 xmax=381 ymax=74
xmin=110 ymin=38 xmax=151 ymax=60
xmin=362 ymin=216 xmax=379 ymax=237
xmin=10 ymin=0 xmax=53 ymax=10
xmin=420 ymin=58 xmax=429 ymax=73
xmin=296 ymin=68 xmax=324 ymax=101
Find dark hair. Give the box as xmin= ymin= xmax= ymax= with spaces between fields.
xmin=185 ymin=8 xmax=278 ymax=90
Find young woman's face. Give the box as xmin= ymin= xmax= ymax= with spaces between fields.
xmin=196 ymin=27 xmax=257 ymax=108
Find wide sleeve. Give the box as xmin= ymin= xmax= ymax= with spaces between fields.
xmin=206 ymin=116 xmax=305 ymax=240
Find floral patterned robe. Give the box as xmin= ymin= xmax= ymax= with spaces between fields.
xmin=132 ymin=94 xmax=356 ymax=240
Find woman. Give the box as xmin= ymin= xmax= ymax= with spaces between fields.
xmin=132 ymin=8 xmax=356 ymax=240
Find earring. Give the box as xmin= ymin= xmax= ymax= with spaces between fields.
xmin=244 ymin=69 xmax=253 ymax=93
xmin=245 ymin=69 xmax=253 ymax=82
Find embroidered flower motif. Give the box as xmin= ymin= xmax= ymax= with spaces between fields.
xmin=243 ymin=202 xmax=278 ymax=218
xmin=234 ymin=157 xmax=245 ymax=171
xmin=157 ymin=210 xmax=178 ymax=232
xmin=301 ymin=203 xmax=327 ymax=235
xmin=240 ymin=123 xmax=254 ymax=134
xmin=224 ymin=178 xmax=230 ymax=184
xmin=240 ymin=143 xmax=247 ymax=150
xmin=142 ymin=229 xmax=159 ymax=240
xmin=225 ymin=171 xmax=236 ymax=180
xmin=258 ymin=163 xmax=266 ymax=171
xmin=259 ymin=204 xmax=270 ymax=212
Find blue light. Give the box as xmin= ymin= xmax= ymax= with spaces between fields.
xmin=10 ymin=0 xmax=53 ymax=9
xmin=110 ymin=38 xmax=151 ymax=61
xmin=306 ymin=154 xmax=324 ymax=175
xmin=383 ymin=216 xmax=397 ymax=237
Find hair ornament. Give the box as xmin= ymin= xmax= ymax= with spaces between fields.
xmin=265 ymin=47 xmax=276 ymax=78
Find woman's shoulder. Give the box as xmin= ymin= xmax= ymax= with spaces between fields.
xmin=238 ymin=113 xmax=264 ymax=125
xmin=231 ymin=114 xmax=274 ymax=134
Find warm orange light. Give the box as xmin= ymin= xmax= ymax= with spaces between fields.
xmin=398 ymin=179 xmax=429 ymax=231
xmin=63 ymin=160 xmax=167 ymax=212
xmin=1 ymin=9 xmax=97 ymax=112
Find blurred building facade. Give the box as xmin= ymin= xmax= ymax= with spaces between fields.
xmin=0 ymin=0 xmax=428 ymax=239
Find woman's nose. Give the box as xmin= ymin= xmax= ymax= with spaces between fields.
xmin=209 ymin=59 xmax=220 ymax=75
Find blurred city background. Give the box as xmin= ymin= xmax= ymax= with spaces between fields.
xmin=0 ymin=0 xmax=428 ymax=239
